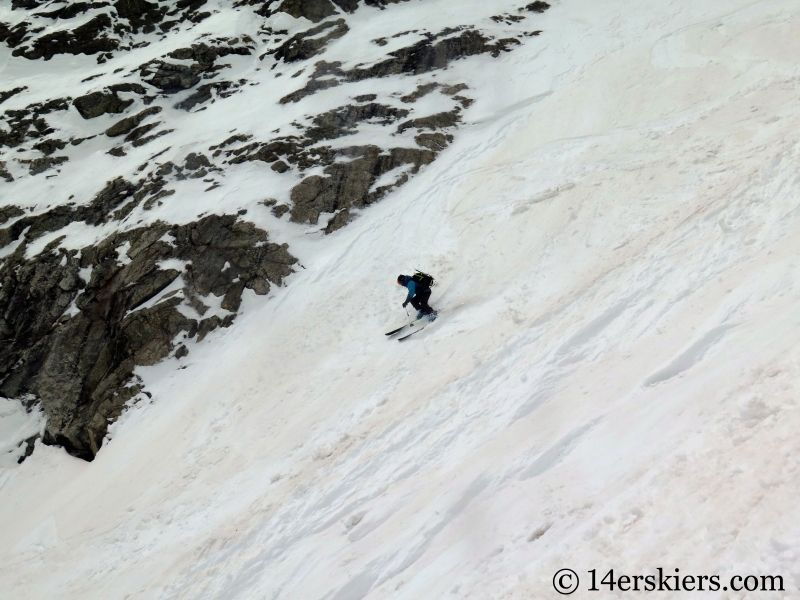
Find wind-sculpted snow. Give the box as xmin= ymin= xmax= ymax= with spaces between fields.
xmin=0 ymin=0 xmax=550 ymax=460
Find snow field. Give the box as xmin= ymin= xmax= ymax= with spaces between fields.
xmin=3 ymin=0 xmax=800 ymax=598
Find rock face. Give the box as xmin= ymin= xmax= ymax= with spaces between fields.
xmin=73 ymin=84 xmax=147 ymax=120
xmin=0 ymin=208 xmax=296 ymax=460
xmin=0 ymin=0 xmax=551 ymax=461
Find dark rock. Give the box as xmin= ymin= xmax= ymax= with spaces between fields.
xmin=491 ymin=14 xmax=526 ymax=24
xmin=280 ymin=61 xmax=344 ymax=103
xmin=142 ymin=42 xmax=251 ymax=95
xmin=278 ymin=0 xmax=339 ymax=22
xmin=106 ymin=106 xmax=162 ymax=137
xmin=397 ymin=108 xmax=461 ymax=133
xmin=521 ymin=1 xmax=550 ymax=12
xmin=145 ymin=62 xmax=202 ymax=93
xmin=414 ymin=132 xmax=453 ymax=151
xmin=364 ymin=0 xmax=412 ymax=7
xmin=324 ymin=207 xmax=351 ymax=233
xmin=270 ymin=18 xmax=348 ymax=63
xmin=331 ymin=0 xmax=359 ymax=11
xmin=289 ymin=145 xmax=436 ymax=224
xmin=11 ymin=14 xmax=118 ymax=61
xmin=124 ymin=122 xmax=160 ymax=143
xmin=12 ymin=0 xmax=45 ymax=9
xmin=282 ymin=29 xmax=520 ymax=103
xmin=353 ymin=93 xmax=377 ymax=102
xmin=131 ymin=129 xmax=172 ymax=147
xmin=29 ymin=155 xmax=68 ymax=175
xmin=272 ymin=204 xmax=290 ymax=218
xmin=0 ymin=86 xmax=27 ymax=105
xmin=108 ymin=83 xmax=147 ymax=95
xmin=174 ymin=81 xmax=235 ymax=111
xmin=440 ymin=83 xmax=469 ymax=95
xmin=114 ymin=0 xmax=166 ymax=33
xmin=0 ymin=206 xmax=24 ymax=225
xmin=305 ymin=102 xmax=409 ymax=142
xmin=33 ymin=138 xmax=68 ymax=155
xmin=36 ymin=2 xmax=99 ymax=20
xmin=16 ymin=434 xmax=39 ymax=464
xmin=1 ymin=98 xmax=70 ymax=148
xmin=400 ymin=82 xmax=439 ymax=103
xmin=184 ymin=152 xmax=211 ymax=170
xmin=0 ymin=161 xmax=14 ymax=183
xmin=271 ymin=160 xmax=289 ymax=173
xmin=73 ymin=86 xmax=144 ymax=120
xmin=0 ymin=22 xmax=30 ymax=48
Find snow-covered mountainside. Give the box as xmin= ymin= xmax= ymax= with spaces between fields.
xmin=0 ymin=0 xmax=550 ymax=460
xmin=2 ymin=0 xmax=800 ymax=597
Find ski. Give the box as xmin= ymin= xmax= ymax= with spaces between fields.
xmin=397 ymin=312 xmax=438 ymax=341
xmin=385 ymin=313 xmax=439 ymax=340
xmin=385 ymin=323 xmax=414 ymax=336
xmin=385 ymin=317 xmax=424 ymax=337
xmin=398 ymin=321 xmax=429 ymax=341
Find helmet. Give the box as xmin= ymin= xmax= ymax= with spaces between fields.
xmin=397 ymin=274 xmax=405 ymax=284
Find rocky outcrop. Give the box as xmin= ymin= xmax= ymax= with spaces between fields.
xmin=106 ymin=106 xmax=162 ymax=137
xmin=306 ymin=102 xmax=409 ymax=141
xmin=11 ymin=14 xmax=119 ymax=60
xmin=281 ymin=28 xmax=520 ymax=103
xmin=0 ymin=97 xmax=70 ymax=149
xmin=270 ymin=18 xmax=349 ymax=63
xmin=276 ymin=0 xmax=339 ymax=22
xmin=174 ymin=81 xmax=241 ymax=111
xmin=289 ymin=145 xmax=436 ymax=227
xmin=0 ymin=208 xmax=296 ymax=460
xmin=140 ymin=41 xmax=254 ymax=94
xmin=0 ymin=86 xmax=27 ymax=105
xmin=73 ymin=84 xmax=147 ymax=119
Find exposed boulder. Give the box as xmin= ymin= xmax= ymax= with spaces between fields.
xmin=73 ymin=84 xmax=146 ymax=119
xmin=33 ymin=138 xmax=68 ymax=155
xmin=521 ymin=1 xmax=550 ymax=12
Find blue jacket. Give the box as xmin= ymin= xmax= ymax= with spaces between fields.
xmin=399 ymin=275 xmax=427 ymax=304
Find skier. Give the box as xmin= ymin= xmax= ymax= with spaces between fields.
xmin=397 ymin=272 xmax=437 ymax=320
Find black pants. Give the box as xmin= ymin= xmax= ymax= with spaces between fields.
xmin=410 ymin=289 xmax=433 ymax=314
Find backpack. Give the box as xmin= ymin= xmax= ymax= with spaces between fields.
xmin=411 ymin=270 xmax=436 ymax=289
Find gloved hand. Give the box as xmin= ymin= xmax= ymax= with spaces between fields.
xmin=402 ymin=301 xmax=408 ymax=308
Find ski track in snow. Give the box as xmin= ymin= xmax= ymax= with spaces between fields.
xmin=3 ymin=0 xmax=800 ymax=598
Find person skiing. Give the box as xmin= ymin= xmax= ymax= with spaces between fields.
xmin=397 ymin=272 xmax=437 ymax=320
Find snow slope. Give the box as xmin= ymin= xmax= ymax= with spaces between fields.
xmin=3 ymin=0 xmax=800 ymax=598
